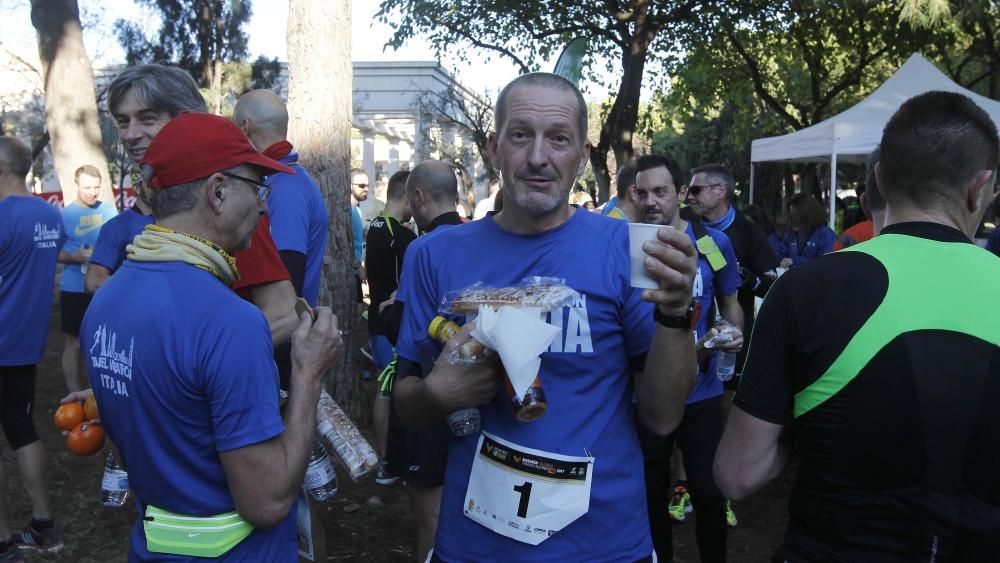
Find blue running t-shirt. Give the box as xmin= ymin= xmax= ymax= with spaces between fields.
xmin=82 ymin=260 xmax=295 ymax=562
xmin=0 ymin=196 xmax=65 ymax=365
xmin=685 ymin=221 xmax=741 ymax=404
xmin=89 ymin=208 xmax=154 ymax=274
xmin=396 ymin=210 xmax=655 ymax=561
xmin=61 ymin=201 xmax=117 ymax=292
xmin=266 ymin=153 xmax=329 ymax=306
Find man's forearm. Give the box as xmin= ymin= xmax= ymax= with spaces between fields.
xmin=84 ymin=264 xmax=111 ymax=294
xmin=220 ymin=373 xmax=320 ymax=529
xmin=635 ymin=324 xmax=697 ymax=436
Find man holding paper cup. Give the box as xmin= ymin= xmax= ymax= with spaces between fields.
xmin=392 ymin=72 xmax=698 ymax=562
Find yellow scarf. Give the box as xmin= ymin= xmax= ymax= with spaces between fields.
xmin=127 ymin=224 xmax=240 ymax=285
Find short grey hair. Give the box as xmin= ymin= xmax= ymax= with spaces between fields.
xmin=108 ymin=64 xmax=207 ymax=117
xmin=691 ymin=163 xmax=736 ymax=200
xmin=141 ymin=164 xmax=204 ymax=219
xmin=494 ymin=73 xmax=588 ymax=144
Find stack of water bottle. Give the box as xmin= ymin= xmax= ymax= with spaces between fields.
xmin=101 ymin=389 xmax=382 ymax=506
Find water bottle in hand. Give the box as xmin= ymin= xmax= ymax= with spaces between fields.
xmin=304 ymin=438 xmax=338 ymax=501
xmin=710 ymin=320 xmax=738 ymax=382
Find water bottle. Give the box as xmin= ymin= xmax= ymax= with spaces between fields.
xmin=80 ymin=244 xmax=92 ymax=275
xmin=710 ymin=320 xmax=737 ymax=382
xmin=716 ymin=350 xmax=737 ymax=382
xmin=303 ymin=439 xmax=338 ymax=501
xmin=101 ymin=451 xmax=129 ymax=507
xmin=428 ymin=316 xmax=483 ymax=436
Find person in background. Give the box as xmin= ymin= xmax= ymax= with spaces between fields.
xmin=774 ymin=193 xmax=837 ymax=268
xmin=600 ymin=159 xmax=639 ymax=220
xmin=716 ymin=90 xmax=1000 ymax=562
xmin=58 ymin=165 xmax=117 ymax=392
xmin=569 ymin=190 xmax=595 ymax=210
xmin=0 ymin=137 xmax=66 ymax=559
xmin=742 ymin=204 xmax=782 ymax=259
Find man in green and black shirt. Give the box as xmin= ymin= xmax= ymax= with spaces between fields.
xmin=715 ymin=91 xmax=1000 ymax=562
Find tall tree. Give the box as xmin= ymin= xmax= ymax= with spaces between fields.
xmin=30 ymin=0 xmax=113 ymax=205
xmin=416 ymin=82 xmax=497 ymax=186
xmin=286 ymin=0 xmax=364 ymax=421
xmin=920 ymin=2 xmax=1000 ymax=98
xmin=378 ymin=0 xmax=724 ymax=202
xmin=116 ymin=0 xmax=252 ymax=113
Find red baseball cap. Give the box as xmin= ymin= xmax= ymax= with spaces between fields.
xmin=141 ymin=112 xmax=294 ymax=190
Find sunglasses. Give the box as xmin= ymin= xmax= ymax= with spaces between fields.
xmin=353 ymin=183 xmax=369 ymax=189
xmin=686 ymin=183 xmax=727 ymax=196
xmin=221 ymin=172 xmax=272 ymax=201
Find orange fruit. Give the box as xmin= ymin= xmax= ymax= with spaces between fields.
xmin=54 ymin=402 xmax=85 ymax=432
xmin=83 ymin=393 xmax=99 ymax=420
xmin=66 ymin=421 xmax=105 ymax=456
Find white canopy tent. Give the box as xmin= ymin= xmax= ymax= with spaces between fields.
xmin=749 ymin=53 xmax=1000 ymax=227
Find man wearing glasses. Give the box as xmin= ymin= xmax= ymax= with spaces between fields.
xmin=350 ymin=168 xmax=369 ymax=303
xmin=81 ymin=112 xmax=344 ymax=561
xmin=684 ymin=164 xmax=778 ymax=370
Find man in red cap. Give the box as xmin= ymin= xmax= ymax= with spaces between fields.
xmin=80 ymin=112 xmax=343 ymax=562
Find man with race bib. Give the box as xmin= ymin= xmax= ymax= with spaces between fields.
xmin=392 ymin=72 xmax=699 ymax=562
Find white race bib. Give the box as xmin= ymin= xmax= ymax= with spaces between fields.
xmin=463 ymin=432 xmax=593 ymax=545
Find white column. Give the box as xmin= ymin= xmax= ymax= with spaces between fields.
xmin=363 ymin=131 xmax=375 ymax=181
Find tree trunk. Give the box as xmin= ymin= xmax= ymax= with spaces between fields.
xmin=287 ymin=0 xmax=366 ymax=423
xmin=30 ymin=0 xmax=112 ymax=205
xmin=590 ymin=32 xmax=650 ymax=203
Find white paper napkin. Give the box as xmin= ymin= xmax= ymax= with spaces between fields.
xmin=471 ymin=305 xmax=560 ymax=398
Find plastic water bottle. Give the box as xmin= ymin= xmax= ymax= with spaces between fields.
xmin=710 ymin=320 xmax=738 ymax=382
xmin=716 ymin=350 xmax=737 ymax=382
xmin=304 ymin=439 xmax=338 ymax=501
xmin=101 ymin=451 xmax=130 ymax=507
xmin=447 ymin=408 xmax=482 ymax=437
xmin=428 ymin=316 xmax=483 ymax=437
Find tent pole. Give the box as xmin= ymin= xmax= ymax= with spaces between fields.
xmin=829 ymin=154 xmax=838 ymax=229
xmin=749 ymin=163 xmax=755 ymax=205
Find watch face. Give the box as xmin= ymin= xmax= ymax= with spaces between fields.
xmin=690 ymin=301 xmax=702 ymax=329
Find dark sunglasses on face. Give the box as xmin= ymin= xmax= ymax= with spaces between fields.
xmin=686 ymin=183 xmax=727 ymax=196
xmin=353 ymin=183 xmax=368 ymax=189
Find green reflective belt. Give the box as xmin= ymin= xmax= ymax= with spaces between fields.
xmin=143 ymin=504 xmax=253 ymax=558
xmin=793 ymin=234 xmax=1000 ymax=418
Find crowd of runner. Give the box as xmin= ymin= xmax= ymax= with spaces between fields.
xmin=0 ymin=62 xmax=998 ymax=563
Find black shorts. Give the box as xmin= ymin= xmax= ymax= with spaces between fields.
xmin=60 ymin=291 xmax=93 ymax=336
xmin=0 ymin=364 xmax=39 ymax=450
xmin=386 ymin=394 xmax=449 ymax=487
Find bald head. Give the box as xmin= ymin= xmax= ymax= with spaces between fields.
xmin=406 ymin=160 xmax=458 ymax=230
xmin=233 ymin=89 xmax=289 ymax=149
xmin=407 ymin=160 xmax=457 ymax=204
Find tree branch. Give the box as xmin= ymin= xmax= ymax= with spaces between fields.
xmin=723 ymin=26 xmax=804 ymax=130
xmin=432 ymin=17 xmax=531 ymax=73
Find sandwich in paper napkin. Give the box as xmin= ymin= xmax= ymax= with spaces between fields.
xmin=470 ymin=305 xmax=560 ymax=398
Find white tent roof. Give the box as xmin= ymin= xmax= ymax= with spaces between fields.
xmin=750 ymin=53 xmax=1000 ymax=164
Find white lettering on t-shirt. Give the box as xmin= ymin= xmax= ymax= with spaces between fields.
xmin=546 ymin=294 xmax=594 ymax=354
xmin=692 ymin=267 xmax=704 ymax=298
xmin=33 ymin=223 xmax=61 ymax=249
xmin=89 ymin=324 xmax=134 ymax=397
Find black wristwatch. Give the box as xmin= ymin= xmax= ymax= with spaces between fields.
xmin=653 ymin=301 xmax=699 ymax=330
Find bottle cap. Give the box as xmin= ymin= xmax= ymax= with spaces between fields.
xmin=428 ymin=316 xmax=450 ymax=340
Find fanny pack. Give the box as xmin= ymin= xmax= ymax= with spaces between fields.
xmin=143 ymin=504 xmax=253 ymax=558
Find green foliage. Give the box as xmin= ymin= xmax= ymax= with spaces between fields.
xmin=250 ymin=55 xmax=283 ymax=92
xmin=115 ymin=0 xmax=252 ymax=86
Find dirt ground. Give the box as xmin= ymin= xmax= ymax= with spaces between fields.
xmin=6 ymin=300 xmax=793 ymax=562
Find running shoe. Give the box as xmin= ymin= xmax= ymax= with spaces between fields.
xmin=725 ymin=500 xmax=738 ymax=527
xmin=0 ymin=542 xmax=24 ymax=563
xmin=375 ymin=467 xmax=400 ymax=486
xmin=668 ymin=485 xmax=693 ymax=522
xmin=10 ymin=523 xmax=62 ymax=554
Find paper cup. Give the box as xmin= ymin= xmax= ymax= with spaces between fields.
xmin=628 ymin=223 xmax=671 ymax=289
